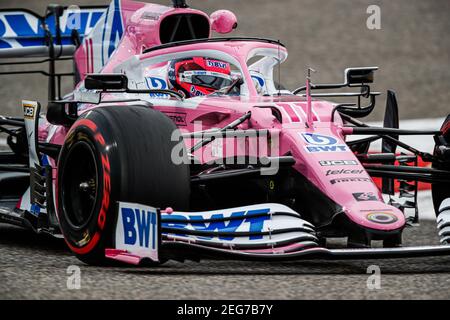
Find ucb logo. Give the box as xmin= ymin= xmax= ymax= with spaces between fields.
xmin=121 ymin=207 xmax=158 ymax=249
xmin=302 ymin=133 xmax=337 ymax=145
xmin=23 ymin=105 xmax=35 ymax=119
xmin=320 ymin=160 xmax=358 ymax=166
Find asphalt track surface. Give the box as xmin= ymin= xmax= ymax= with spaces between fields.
xmin=1 ymin=220 xmax=450 ymax=300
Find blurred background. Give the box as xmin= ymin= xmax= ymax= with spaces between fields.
xmin=0 ymin=0 xmax=449 ymax=120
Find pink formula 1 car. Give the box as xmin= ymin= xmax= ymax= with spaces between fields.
xmin=1 ymin=0 xmax=450 ymax=265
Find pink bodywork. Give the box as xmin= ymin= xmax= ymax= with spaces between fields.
xmin=39 ymin=0 xmax=405 ymax=234
xmin=210 ymin=10 xmax=238 ymax=34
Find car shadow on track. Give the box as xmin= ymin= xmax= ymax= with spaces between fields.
xmin=118 ymin=255 xmax=450 ymax=276
xmin=3 ymin=223 xmax=450 ymax=276
xmin=0 ymin=224 xmax=68 ymax=254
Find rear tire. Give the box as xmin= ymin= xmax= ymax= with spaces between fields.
xmin=432 ymin=115 xmax=450 ymax=215
xmin=56 ymin=106 xmax=190 ymax=265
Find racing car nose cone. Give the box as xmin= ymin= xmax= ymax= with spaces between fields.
xmin=345 ymin=202 xmax=406 ymax=231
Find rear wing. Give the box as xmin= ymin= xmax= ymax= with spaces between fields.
xmin=0 ymin=6 xmax=107 ymax=58
xmin=0 ymin=5 xmax=107 ymax=100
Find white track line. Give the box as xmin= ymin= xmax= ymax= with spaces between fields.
xmin=365 ymin=118 xmax=443 ymax=220
xmin=350 ymin=117 xmax=445 ymax=153
xmin=417 ymin=190 xmax=435 ymax=221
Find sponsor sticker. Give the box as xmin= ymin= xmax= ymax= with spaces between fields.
xmin=165 ymin=112 xmax=187 ymax=126
xmin=141 ymin=12 xmax=161 ymax=20
xmin=366 ymin=212 xmax=398 ymax=224
xmin=116 ymin=202 xmax=159 ymax=262
xmin=302 ymin=133 xmax=349 ymax=153
xmin=206 ymin=60 xmax=229 ymax=69
xmin=330 ymin=177 xmax=371 ymax=185
xmin=190 ymin=86 xmax=205 ymax=97
xmin=23 ymin=104 xmax=36 ymax=119
xmin=353 ymin=192 xmax=378 ymax=202
xmin=162 ymin=208 xmax=272 ymax=241
xmin=326 ymin=169 xmax=364 ymax=176
xmin=320 ymin=160 xmax=358 ymax=166
xmin=145 ymin=77 xmax=170 ymax=98
xmin=251 ymin=75 xmax=265 ymax=87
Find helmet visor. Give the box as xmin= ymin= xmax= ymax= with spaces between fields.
xmin=181 ymin=71 xmax=233 ymax=91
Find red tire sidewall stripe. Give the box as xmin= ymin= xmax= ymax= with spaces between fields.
xmin=58 ymin=118 xmax=111 ymax=256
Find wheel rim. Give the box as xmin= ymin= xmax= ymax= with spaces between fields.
xmin=61 ymin=141 xmax=99 ymax=230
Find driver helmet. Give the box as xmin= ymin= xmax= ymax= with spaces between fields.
xmin=168 ymin=57 xmax=233 ymax=98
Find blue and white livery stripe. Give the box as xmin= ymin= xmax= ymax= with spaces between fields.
xmin=161 ymin=203 xmax=317 ymax=246
xmin=86 ymin=0 xmax=124 ymax=72
xmin=0 ymin=8 xmax=106 ymax=49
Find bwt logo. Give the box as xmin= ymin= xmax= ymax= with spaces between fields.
xmin=145 ymin=77 xmax=170 ymax=98
xmin=251 ymin=75 xmax=265 ymax=87
xmin=302 ymin=133 xmax=337 ymax=145
xmin=121 ymin=207 xmax=158 ymax=249
xmin=302 ymin=133 xmax=349 ymax=153
xmin=162 ymin=208 xmax=271 ymax=240
xmin=206 ymin=60 xmax=228 ymax=69
xmin=190 ymin=86 xmax=206 ymax=97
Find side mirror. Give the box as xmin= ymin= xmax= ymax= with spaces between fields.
xmin=210 ymin=10 xmax=238 ymax=34
xmin=84 ymin=74 xmax=128 ymax=91
xmin=345 ymin=67 xmax=378 ymax=86
xmin=47 ymin=101 xmax=78 ymax=126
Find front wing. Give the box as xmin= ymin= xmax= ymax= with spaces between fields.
xmin=106 ymin=201 xmax=450 ymax=265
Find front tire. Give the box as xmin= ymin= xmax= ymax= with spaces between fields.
xmin=432 ymin=115 xmax=450 ymax=215
xmin=56 ymin=106 xmax=190 ymax=265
